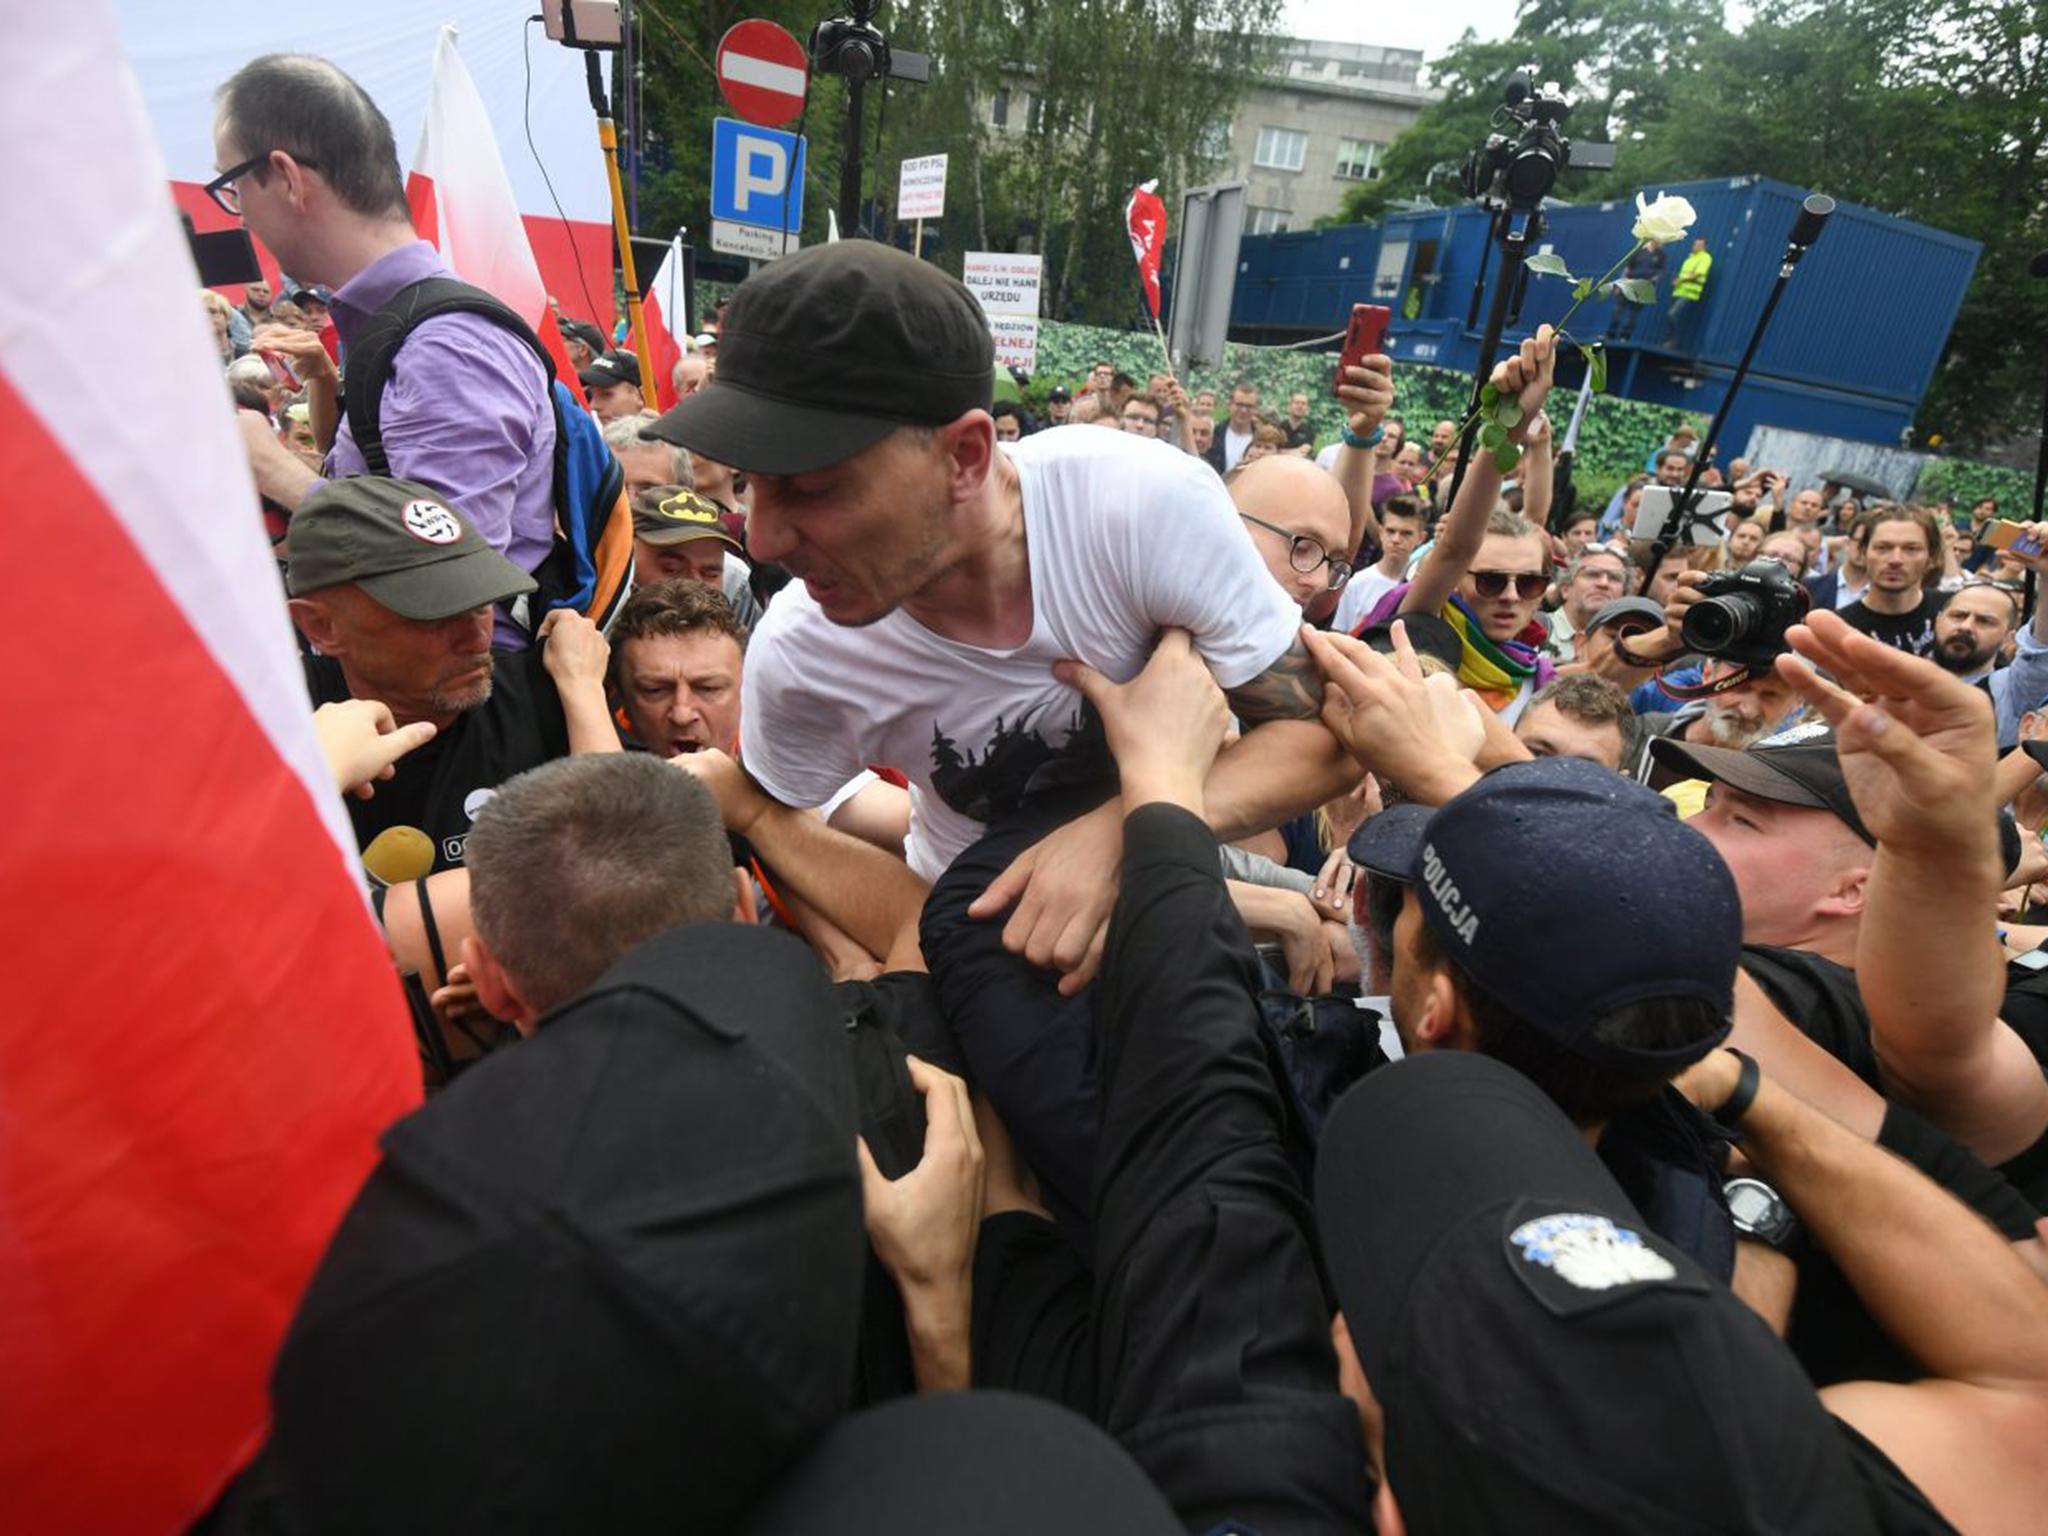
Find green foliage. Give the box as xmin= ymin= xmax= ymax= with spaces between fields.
xmin=1914 ymin=457 xmax=2036 ymax=512
xmin=634 ymin=0 xmax=1282 ymax=327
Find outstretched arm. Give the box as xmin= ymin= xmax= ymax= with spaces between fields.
xmin=1778 ymin=612 xmax=2048 ymax=1164
xmin=1682 ymin=1049 xmax=2048 ymax=1536
xmin=1403 ymin=327 xmax=1556 ymax=619
xmin=678 ymin=750 xmax=931 ymax=963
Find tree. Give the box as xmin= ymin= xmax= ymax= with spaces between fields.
xmin=630 ymin=0 xmax=1281 ymax=325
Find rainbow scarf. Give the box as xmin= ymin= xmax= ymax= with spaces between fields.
xmin=1441 ymin=592 xmax=1555 ymax=713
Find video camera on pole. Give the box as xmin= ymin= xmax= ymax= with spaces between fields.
xmin=809 ymin=2 xmax=931 ymax=236
xmin=1444 ymin=74 xmax=1611 ymax=502
xmin=1459 ymin=74 xmax=1615 ymax=212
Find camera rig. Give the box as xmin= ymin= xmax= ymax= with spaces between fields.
xmin=1460 ymin=74 xmax=1615 ymax=213
xmin=809 ymin=2 xmax=930 ymax=236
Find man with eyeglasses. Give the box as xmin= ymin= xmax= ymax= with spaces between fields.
xmin=1118 ymin=394 xmax=1162 ymax=438
xmin=1545 ymin=545 xmax=1635 ymax=662
xmin=1932 ymin=532 xmax=2048 ymax=746
xmin=210 ymin=53 xmax=560 ymax=651
xmin=1228 ymin=455 xmax=1354 ymax=618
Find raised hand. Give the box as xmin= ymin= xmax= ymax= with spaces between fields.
xmin=1776 ymin=609 xmax=1997 ymax=857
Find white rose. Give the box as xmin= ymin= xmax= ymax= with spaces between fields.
xmin=1632 ymin=192 xmax=1696 ymax=246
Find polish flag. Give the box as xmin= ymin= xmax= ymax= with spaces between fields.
xmin=0 ymin=8 xmax=422 ymax=1531
xmin=407 ymin=25 xmax=586 ymax=404
xmin=642 ymin=234 xmax=688 ymax=410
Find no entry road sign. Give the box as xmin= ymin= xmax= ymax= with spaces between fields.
xmin=716 ymin=20 xmax=809 ymax=129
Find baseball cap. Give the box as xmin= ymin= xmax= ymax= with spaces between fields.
xmin=266 ymin=923 xmax=865 ymax=1534
xmin=286 ymin=282 xmax=333 ymax=307
xmin=1648 ymin=719 xmax=1875 ymax=844
xmin=1356 ymin=611 xmax=1463 ymax=675
xmin=738 ymin=1392 xmax=1180 ymax=1535
xmin=1363 ymin=756 xmax=1739 ymax=1067
xmin=1345 ymin=802 xmax=1432 ymax=880
xmin=1315 ymin=1052 xmax=1880 ymax=1534
xmin=559 ymin=318 xmax=606 ymax=353
xmin=641 ymin=241 xmax=994 ymax=475
xmin=579 ymin=349 xmax=642 ymax=390
xmin=1048 ymin=384 xmax=1072 ymax=402
xmin=284 ymin=476 xmax=536 ymax=620
xmin=1586 ymin=595 xmax=1667 ymax=632
xmin=632 ymin=487 xmax=746 ymax=554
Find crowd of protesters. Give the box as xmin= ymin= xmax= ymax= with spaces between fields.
xmin=193 ymin=51 xmax=2048 ymax=1536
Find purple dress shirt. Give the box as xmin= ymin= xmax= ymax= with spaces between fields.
xmin=323 ymin=242 xmax=557 ymax=650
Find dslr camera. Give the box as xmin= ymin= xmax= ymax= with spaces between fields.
xmin=1680 ymin=559 xmax=1811 ymax=672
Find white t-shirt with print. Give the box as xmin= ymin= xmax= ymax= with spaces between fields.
xmin=740 ymin=428 xmax=1302 ymax=881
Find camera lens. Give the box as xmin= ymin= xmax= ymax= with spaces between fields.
xmin=1682 ymin=592 xmax=1762 ymax=655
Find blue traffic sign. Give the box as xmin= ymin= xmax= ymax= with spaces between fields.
xmin=710 ymin=117 xmax=806 ymax=233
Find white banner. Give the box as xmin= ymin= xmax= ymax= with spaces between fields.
xmin=962 ymin=251 xmax=1043 ymax=316
xmin=897 ymin=153 xmax=949 ymax=221
xmin=989 ymin=315 xmax=1039 ymax=373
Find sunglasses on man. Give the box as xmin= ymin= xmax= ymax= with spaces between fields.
xmin=1470 ymin=569 xmax=1549 ymax=600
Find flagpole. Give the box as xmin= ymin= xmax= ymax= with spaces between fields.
xmin=582 ymin=53 xmax=658 ymax=409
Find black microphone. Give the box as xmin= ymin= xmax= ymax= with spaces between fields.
xmin=1789 ymin=194 xmax=1835 ymax=250
xmin=2030 ymin=249 xmax=2048 ymax=280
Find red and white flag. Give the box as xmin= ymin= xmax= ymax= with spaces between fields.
xmin=0 ymin=7 xmax=422 ymax=1530
xmin=408 ymin=25 xmax=586 ymax=402
xmin=1125 ymin=179 xmax=1169 ymax=319
xmin=642 ymin=234 xmax=689 ymax=410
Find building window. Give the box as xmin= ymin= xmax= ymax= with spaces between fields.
xmin=1335 ymin=138 xmax=1384 ymax=180
xmin=1253 ymin=126 xmax=1308 ymax=173
xmin=989 ymin=87 xmax=1010 ymax=129
xmin=1198 ymin=119 xmax=1232 ymax=161
xmin=1248 ymin=206 xmax=1290 ymax=235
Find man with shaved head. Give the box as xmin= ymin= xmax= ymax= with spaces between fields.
xmin=1228 ymin=452 xmax=1356 ymax=617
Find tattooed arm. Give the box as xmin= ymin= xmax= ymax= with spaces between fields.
xmin=1201 ymin=634 xmax=1360 ymax=842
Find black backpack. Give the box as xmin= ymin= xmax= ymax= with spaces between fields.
xmin=341 ymin=275 xmax=634 ymax=634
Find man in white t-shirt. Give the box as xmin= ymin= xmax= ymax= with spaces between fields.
xmin=1220 ymin=382 xmax=1261 ymax=472
xmin=1333 ymin=495 xmax=1425 ymax=634
xmin=642 ymin=241 xmax=1388 ymax=1233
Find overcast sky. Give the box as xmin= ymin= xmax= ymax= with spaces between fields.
xmin=1283 ymin=0 xmax=1751 ymax=79
xmin=1282 ymin=0 xmax=1520 ymax=74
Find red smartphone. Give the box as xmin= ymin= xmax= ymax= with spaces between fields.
xmin=260 ymin=349 xmax=299 ymax=389
xmin=1336 ymin=303 xmax=1392 ymax=400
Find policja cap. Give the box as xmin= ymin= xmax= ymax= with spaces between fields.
xmin=284 ymin=475 xmax=535 ymax=621
xmin=642 ymin=241 xmax=994 ymax=476
xmin=1342 ymin=755 xmax=1739 ymax=1070
xmin=263 ymin=923 xmax=866 ymax=1535
xmin=1315 ymin=1051 xmax=1884 ymax=1535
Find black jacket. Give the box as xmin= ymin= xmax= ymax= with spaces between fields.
xmin=1091 ymin=804 xmax=1374 ymax=1532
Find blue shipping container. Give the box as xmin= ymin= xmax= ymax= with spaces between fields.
xmin=1233 ymin=176 xmax=1979 ymax=449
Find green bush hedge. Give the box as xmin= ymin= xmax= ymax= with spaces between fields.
xmin=689 ymin=281 xmax=2025 ymax=507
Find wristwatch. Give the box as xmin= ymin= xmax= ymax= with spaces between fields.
xmin=1724 ymin=1176 xmax=1801 ymax=1251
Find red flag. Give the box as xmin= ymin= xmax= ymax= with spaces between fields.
xmin=1125 ymin=179 xmax=1168 ymax=319
xmin=641 ymin=234 xmax=689 ymax=410
xmin=406 ymin=25 xmax=586 ymax=405
xmin=0 ymin=5 xmax=422 ymax=1529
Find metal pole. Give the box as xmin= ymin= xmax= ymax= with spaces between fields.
xmin=585 ymin=53 xmax=656 ymax=408
xmin=1447 ymin=207 xmax=1535 ymax=505
xmin=837 ymin=75 xmax=868 ymax=237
